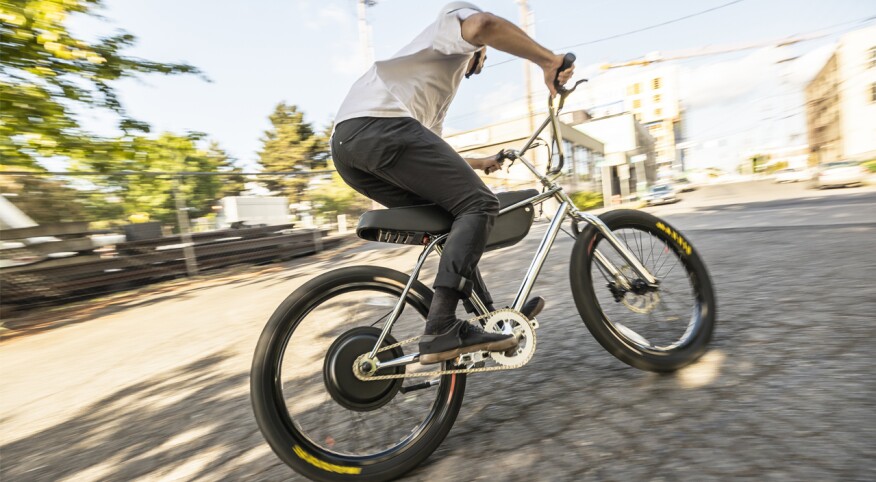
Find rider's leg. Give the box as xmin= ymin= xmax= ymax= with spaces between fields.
xmin=462 ymin=268 xmax=494 ymax=314
xmin=332 ymin=117 xmax=516 ymax=361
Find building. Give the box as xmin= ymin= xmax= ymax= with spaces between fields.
xmin=444 ymin=114 xmax=605 ymax=201
xmin=805 ymin=25 xmax=876 ymax=164
xmin=622 ymin=66 xmax=686 ymax=175
xmin=565 ymin=111 xmax=658 ymax=204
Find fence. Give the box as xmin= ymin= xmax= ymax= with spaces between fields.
xmin=0 ymin=171 xmax=360 ymax=313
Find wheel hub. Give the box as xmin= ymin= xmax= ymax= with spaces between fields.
xmin=323 ymin=327 xmax=404 ymax=412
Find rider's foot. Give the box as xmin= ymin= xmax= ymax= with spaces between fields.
xmin=419 ymin=319 xmax=518 ymax=365
xmin=520 ymin=296 xmax=545 ymax=320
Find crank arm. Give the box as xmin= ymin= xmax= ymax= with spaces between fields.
xmin=399 ymin=379 xmax=440 ymax=394
xmin=375 ymin=353 xmax=419 ymax=370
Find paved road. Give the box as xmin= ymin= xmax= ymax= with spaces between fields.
xmin=2 ymin=181 xmax=874 ymax=481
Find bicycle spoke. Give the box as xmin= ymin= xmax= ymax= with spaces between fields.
xmin=592 ymin=226 xmax=699 ymax=351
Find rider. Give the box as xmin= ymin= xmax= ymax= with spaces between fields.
xmin=331 ymin=2 xmax=574 ymax=364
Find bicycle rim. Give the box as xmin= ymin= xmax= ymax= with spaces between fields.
xmin=590 ymin=226 xmax=704 ymax=352
xmin=273 ymin=282 xmax=451 ymax=459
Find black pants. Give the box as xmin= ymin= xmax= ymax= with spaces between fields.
xmin=331 ymin=117 xmax=498 ymax=310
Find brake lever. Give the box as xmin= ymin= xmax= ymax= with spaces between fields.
xmin=495 ymin=148 xmax=516 ymax=172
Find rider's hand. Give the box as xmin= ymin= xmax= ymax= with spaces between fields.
xmin=479 ymin=154 xmax=502 ymax=175
xmin=542 ymin=54 xmax=574 ymax=96
xmin=465 ymin=47 xmax=487 ymax=78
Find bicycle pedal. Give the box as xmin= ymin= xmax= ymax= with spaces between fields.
xmin=456 ymin=350 xmax=490 ymax=367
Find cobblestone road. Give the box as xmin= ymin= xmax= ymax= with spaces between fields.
xmin=2 ymin=183 xmax=874 ymax=481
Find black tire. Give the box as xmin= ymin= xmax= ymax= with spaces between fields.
xmin=251 ymin=266 xmax=466 ymax=482
xmin=570 ymin=210 xmax=716 ymax=372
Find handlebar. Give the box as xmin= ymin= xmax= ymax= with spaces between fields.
xmin=553 ymin=53 xmax=576 ymax=95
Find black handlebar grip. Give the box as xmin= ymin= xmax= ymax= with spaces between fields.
xmin=554 ymin=52 xmax=576 ymax=94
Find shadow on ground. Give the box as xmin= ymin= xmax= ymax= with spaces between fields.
xmin=1 ymin=351 xmax=281 ymax=481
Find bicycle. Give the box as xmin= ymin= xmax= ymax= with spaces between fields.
xmin=250 ymin=54 xmax=716 ymax=481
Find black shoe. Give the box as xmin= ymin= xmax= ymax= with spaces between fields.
xmin=419 ymin=319 xmax=518 ymax=365
xmin=521 ymin=296 xmax=545 ymax=320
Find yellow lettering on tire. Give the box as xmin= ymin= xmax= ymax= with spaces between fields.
xmin=293 ymin=445 xmax=362 ymax=475
xmin=654 ymin=222 xmax=692 ymax=256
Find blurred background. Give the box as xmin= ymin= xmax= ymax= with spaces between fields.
xmin=2 ymin=1 xmax=874 ymax=481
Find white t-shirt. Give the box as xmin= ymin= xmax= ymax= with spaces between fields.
xmin=334 ymin=2 xmax=482 ymax=137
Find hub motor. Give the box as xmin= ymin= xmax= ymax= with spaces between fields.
xmin=323 ymin=326 xmax=405 ymax=411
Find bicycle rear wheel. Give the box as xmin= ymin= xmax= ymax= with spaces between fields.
xmin=251 ymin=266 xmax=465 ymax=482
xmin=570 ymin=209 xmax=716 ymax=372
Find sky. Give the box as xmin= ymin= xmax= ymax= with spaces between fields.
xmin=67 ymin=0 xmax=876 ymax=171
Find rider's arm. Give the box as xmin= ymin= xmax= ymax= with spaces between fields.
xmin=462 ymin=153 xmax=502 ymax=175
xmin=460 ymin=13 xmax=573 ymax=95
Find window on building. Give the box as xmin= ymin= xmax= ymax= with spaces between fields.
xmin=870 ymin=47 xmax=876 ymax=68
xmin=631 ymin=83 xmax=641 ymax=95
xmin=557 ymin=140 xmax=574 ymax=174
xmin=632 ymin=99 xmax=641 ymax=109
xmin=654 ymin=108 xmax=662 ymax=117
xmin=652 ymin=77 xmax=662 ymax=90
xmin=574 ymin=146 xmax=590 ymax=177
xmin=871 ymin=82 xmax=876 ymax=103
xmin=653 ymin=94 xmax=661 ymax=103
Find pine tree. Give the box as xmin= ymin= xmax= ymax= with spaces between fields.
xmin=256 ymin=102 xmax=329 ymax=205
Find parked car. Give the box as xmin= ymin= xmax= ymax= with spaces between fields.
xmin=643 ymin=184 xmax=678 ymax=206
xmin=812 ymin=161 xmax=867 ymax=189
xmin=673 ymin=176 xmax=697 ymax=192
xmin=774 ymin=167 xmax=811 ymax=183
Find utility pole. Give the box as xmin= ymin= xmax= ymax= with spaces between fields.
xmin=517 ymin=0 xmax=536 ymax=132
xmin=357 ymin=0 xmax=376 ymax=65
xmin=173 ymin=176 xmax=199 ymax=277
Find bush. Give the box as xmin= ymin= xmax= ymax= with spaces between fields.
xmin=569 ymin=191 xmax=603 ymax=211
xmin=863 ymin=159 xmax=876 ymax=173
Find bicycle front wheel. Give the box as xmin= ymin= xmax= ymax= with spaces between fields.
xmin=251 ymin=266 xmax=466 ymax=482
xmin=570 ymin=209 xmax=716 ymax=372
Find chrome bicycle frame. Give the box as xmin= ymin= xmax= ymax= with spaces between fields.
xmin=367 ymin=93 xmax=659 ymax=365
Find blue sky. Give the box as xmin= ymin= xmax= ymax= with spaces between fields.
xmin=68 ymin=0 xmax=876 ymax=171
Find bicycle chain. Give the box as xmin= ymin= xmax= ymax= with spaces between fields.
xmin=353 ymin=309 xmax=536 ymax=381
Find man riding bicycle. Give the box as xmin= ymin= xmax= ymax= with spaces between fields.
xmin=331 ymin=1 xmax=574 ymax=365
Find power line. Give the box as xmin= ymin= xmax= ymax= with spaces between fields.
xmin=485 ymin=0 xmax=747 ymax=69
xmin=450 ymin=15 xmax=874 ymax=125
xmin=558 ymin=0 xmax=747 ymax=51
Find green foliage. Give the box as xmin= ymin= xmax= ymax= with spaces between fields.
xmin=256 ymin=102 xmax=329 ymax=204
xmin=569 ymin=191 xmax=603 ymax=211
xmin=73 ymin=133 xmax=244 ymax=226
xmin=863 ymin=159 xmax=876 ymax=173
xmin=749 ymin=154 xmax=771 ymax=173
xmin=763 ymin=161 xmax=789 ymax=174
xmin=309 ymin=161 xmax=372 ymax=217
xmin=0 ymin=0 xmax=203 ymax=169
xmin=0 ymin=173 xmax=92 ymax=223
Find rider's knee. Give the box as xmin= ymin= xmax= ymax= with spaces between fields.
xmin=474 ymin=191 xmax=499 ymax=218
xmin=455 ymin=189 xmax=498 ymax=219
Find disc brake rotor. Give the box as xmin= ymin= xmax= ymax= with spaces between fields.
xmin=619 ymin=265 xmax=661 ymax=314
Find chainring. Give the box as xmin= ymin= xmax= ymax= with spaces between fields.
xmin=483 ymin=310 xmax=537 ymax=366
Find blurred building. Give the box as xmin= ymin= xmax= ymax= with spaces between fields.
xmin=444 ymin=115 xmax=605 ymax=200
xmin=805 ymin=25 xmax=876 ymax=163
xmin=564 ymin=110 xmax=658 ymax=204
xmin=622 ymin=66 xmax=686 ymax=175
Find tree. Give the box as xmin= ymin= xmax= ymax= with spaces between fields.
xmin=310 ymin=160 xmax=372 ymax=217
xmin=73 ymin=133 xmax=244 ymax=227
xmin=0 ymin=0 xmax=203 ymax=170
xmin=256 ymin=102 xmax=329 ymax=204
